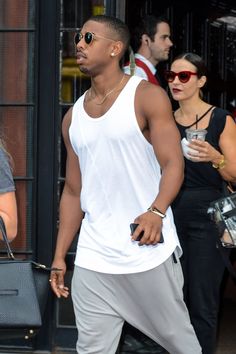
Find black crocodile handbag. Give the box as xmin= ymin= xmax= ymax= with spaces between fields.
xmin=0 ymin=216 xmax=57 ymax=340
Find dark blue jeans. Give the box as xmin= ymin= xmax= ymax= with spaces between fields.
xmin=172 ymin=188 xmax=227 ymax=354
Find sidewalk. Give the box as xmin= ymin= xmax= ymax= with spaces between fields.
xmin=0 ymin=298 xmax=235 ymax=353
xmin=216 ymin=298 xmax=236 ymax=354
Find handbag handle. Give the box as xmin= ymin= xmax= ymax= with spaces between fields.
xmin=227 ymin=182 xmax=235 ymax=194
xmin=0 ymin=216 xmax=15 ymax=260
xmin=0 ymin=216 xmax=62 ymax=272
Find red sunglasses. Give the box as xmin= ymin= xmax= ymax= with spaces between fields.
xmin=164 ymin=70 xmax=198 ymax=83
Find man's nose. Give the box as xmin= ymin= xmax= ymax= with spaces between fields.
xmin=168 ymin=38 xmax=173 ymax=47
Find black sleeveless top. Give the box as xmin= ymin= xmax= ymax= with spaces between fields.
xmin=175 ymin=107 xmax=232 ymax=189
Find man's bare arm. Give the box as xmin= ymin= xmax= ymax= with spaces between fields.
xmin=132 ymin=82 xmax=184 ymax=245
xmin=50 ymin=107 xmax=84 ymax=297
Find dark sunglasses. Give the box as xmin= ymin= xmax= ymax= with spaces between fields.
xmin=74 ymin=29 xmax=115 ymax=46
xmin=164 ymin=70 xmax=198 ymax=83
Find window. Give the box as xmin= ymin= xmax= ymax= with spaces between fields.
xmin=0 ymin=0 xmax=36 ymax=255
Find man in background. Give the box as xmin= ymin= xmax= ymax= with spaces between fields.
xmin=123 ymin=14 xmax=173 ymax=87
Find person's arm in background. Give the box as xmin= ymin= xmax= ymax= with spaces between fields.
xmin=131 ymin=81 xmax=184 ymax=245
xmin=0 ymin=147 xmax=17 ymax=241
xmin=50 ymin=107 xmax=84 ymax=298
xmin=0 ymin=191 xmax=17 ymax=241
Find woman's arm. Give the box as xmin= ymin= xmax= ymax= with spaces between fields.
xmin=188 ymin=115 xmax=236 ymax=182
xmin=0 ymin=191 xmax=17 ymax=241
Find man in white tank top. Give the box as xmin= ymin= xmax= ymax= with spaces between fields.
xmin=50 ymin=15 xmax=202 ymax=354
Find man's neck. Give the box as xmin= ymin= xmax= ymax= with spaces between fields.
xmin=137 ymin=48 xmax=158 ymax=67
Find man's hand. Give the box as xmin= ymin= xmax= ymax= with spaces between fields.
xmin=131 ymin=211 xmax=163 ymax=246
xmin=50 ymin=259 xmax=69 ymax=298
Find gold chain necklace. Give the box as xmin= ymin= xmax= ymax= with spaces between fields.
xmin=89 ymin=74 xmax=125 ymax=105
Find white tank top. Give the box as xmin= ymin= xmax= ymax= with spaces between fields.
xmin=69 ymin=76 xmax=181 ymax=274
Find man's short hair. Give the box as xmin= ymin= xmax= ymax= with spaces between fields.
xmin=131 ymin=14 xmax=170 ymax=52
xmin=86 ymin=15 xmax=130 ymax=53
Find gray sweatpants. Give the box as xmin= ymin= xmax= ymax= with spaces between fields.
xmin=71 ymin=252 xmax=202 ymax=354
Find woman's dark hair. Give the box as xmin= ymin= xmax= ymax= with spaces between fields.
xmin=130 ymin=14 xmax=170 ymax=52
xmin=173 ymin=52 xmax=208 ymax=78
xmin=86 ymin=15 xmax=130 ymax=53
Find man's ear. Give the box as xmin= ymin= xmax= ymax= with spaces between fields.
xmin=142 ymin=34 xmax=150 ymax=46
xmin=110 ymin=41 xmax=124 ymax=58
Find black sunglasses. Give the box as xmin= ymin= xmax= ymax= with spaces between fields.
xmin=164 ymin=70 xmax=198 ymax=83
xmin=74 ymin=29 xmax=115 ymax=46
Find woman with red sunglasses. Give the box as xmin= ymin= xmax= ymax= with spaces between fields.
xmin=167 ymin=52 xmax=236 ymax=354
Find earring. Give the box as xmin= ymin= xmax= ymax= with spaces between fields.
xmin=111 ymin=53 xmax=115 ymax=57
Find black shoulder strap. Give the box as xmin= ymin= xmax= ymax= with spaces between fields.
xmin=0 ymin=216 xmax=15 ymax=259
xmin=188 ymin=105 xmax=214 ymax=129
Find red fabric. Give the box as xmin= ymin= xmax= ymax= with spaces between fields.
xmin=125 ymin=58 xmax=160 ymax=86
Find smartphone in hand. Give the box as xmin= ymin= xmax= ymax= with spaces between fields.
xmin=130 ymin=223 xmax=164 ymax=243
xmin=130 ymin=223 xmax=144 ymax=241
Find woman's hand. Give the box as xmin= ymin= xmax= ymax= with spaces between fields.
xmin=187 ymin=139 xmax=221 ymax=163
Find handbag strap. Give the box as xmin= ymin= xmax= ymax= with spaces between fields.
xmin=0 ymin=216 xmax=15 ymax=260
xmin=227 ymin=182 xmax=235 ymax=194
xmin=0 ymin=216 xmax=62 ymax=272
xmin=217 ymin=240 xmax=236 ymax=279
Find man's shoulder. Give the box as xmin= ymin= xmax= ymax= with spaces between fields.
xmin=137 ymin=78 xmax=163 ymax=92
xmin=134 ymin=80 xmax=165 ymax=110
xmin=62 ymin=107 xmax=73 ymax=131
